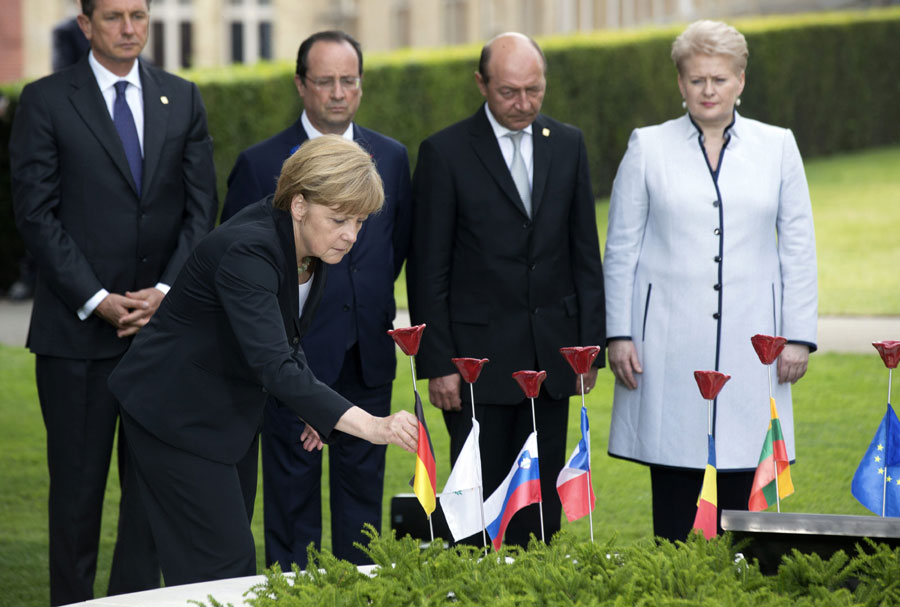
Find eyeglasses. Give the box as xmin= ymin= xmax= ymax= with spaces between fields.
xmin=304 ymin=76 xmax=362 ymax=91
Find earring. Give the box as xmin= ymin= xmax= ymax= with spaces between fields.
xmin=736 ymin=97 xmax=742 ymax=107
xmin=681 ymin=100 xmax=687 ymax=109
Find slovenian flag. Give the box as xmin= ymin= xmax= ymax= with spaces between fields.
xmin=411 ymin=391 xmax=437 ymax=516
xmin=484 ymin=432 xmax=541 ymax=551
xmin=556 ymin=406 xmax=595 ymax=522
xmin=692 ymin=434 xmax=717 ymax=540
xmin=749 ymin=398 xmax=794 ymax=510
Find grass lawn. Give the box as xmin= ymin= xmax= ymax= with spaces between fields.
xmin=1 ymin=144 xmax=898 ymax=605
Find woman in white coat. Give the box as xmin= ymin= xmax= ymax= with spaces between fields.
xmin=604 ymin=20 xmax=817 ymax=542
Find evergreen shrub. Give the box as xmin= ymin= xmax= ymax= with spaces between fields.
xmin=194 ymin=527 xmax=900 ymax=606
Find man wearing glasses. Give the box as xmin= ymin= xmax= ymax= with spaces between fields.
xmin=222 ymin=31 xmax=412 ymax=569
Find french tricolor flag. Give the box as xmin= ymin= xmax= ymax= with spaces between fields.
xmin=484 ymin=432 xmax=541 ymax=551
xmin=556 ymin=406 xmax=596 ymax=522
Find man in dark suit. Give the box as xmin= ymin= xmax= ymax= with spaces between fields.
xmin=9 ymin=0 xmax=217 ymax=604
xmin=408 ymin=33 xmax=605 ymax=547
xmin=53 ymin=15 xmax=91 ymax=72
xmin=222 ymin=30 xmax=412 ymax=569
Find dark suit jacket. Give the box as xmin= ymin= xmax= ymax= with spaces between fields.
xmin=10 ymin=56 xmax=217 ymax=359
xmin=108 ymin=199 xmax=353 ymax=464
xmin=51 ymin=17 xmax=89 ymax=72
xmin=408 ymin=106 xmax=606 ymax=403
xmin=222 ymin=118 xmax=412 ymax=386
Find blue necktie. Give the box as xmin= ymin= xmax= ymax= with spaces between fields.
xmin=113 ymin=80 xmax=142 ymax=195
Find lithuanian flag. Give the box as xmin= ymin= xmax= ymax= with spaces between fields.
xmin=748 ymin=398 xmax=794 ymax=511
xmin=412 ymin=391 xmax=437 ymax=516
xmin=692 ymin=434 xmax=717 ymax=540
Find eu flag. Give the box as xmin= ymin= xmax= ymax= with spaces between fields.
xmin=851 ymin=403 xmax=900 ymax=517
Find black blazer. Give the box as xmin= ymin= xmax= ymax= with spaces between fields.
xmin=222 ymin=118 xmax=413 ymax=387
xmin=108 ymin=199 xmax=353 ymax=464
xmin=10 ymin=56 xmax=218 ymax=359
xmin=408 ymin=106 xmax=606 ymax=403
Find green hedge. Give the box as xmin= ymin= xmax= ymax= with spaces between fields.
xmin=195 ymin=528 xmax=900 ymax=606
xmin=3 ymin=8 xmax=900 ymax=290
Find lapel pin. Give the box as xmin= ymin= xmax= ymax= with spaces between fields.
xmin=542 ymin=127 xmax=550 ymax=137
xmin=160 ymin=96 xmax=169 ymax=105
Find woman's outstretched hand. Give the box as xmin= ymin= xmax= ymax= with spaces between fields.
xmin=334 ymin=406 xmax=418 ymax=454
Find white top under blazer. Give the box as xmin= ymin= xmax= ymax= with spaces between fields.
xmin=604 ymin=111 xmax=817 ymax=470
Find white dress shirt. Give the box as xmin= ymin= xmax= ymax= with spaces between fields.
xmin=301 ymin=110 xmax=354 ymax=142
xmin=483 ymin=102 xmax=534 ymax=189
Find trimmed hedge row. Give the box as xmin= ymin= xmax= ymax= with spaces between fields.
xmin=195 ymin=528 xmax=900 ymax=607
xmin=2 ymin=8 xmax=900 ymax=289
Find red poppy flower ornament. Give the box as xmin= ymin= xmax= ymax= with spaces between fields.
xmin=750 ymin=334 xmax=788 ymax=365
xmin=693 ymin=370 xmax=731 ymax=401
xmin=559 ymin=346 xmax=601 ymax=375
xmin=451 ymin=358 xmax=489 ymax=384
xmin=512 ymin=370 xmax=547 ymax=399
xmin=387 ymin=324 xmax=426 ymax=356
xmin=873 ymin=341 xmax=900 ymax=369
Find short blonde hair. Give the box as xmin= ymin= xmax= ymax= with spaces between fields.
xmin=671 ymin=20 xmax=748 ymax=75
xmin=273 ymin=135 xmax=384 ymax=217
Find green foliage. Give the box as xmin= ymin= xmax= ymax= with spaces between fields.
xmin=188 ymin=530 xmax=900 ymax=607
xmin=3 ymin=9 xmax=900 ymax=288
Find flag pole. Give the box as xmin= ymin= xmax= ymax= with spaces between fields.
xmin=580 ymin=374 xmax=594 ymax=543
xmin=766 ymin=365 xmax=781 ymax=513
xmin=529 ymin=395 xmax=546 ymax=544
xmin=469 ymin=382 xmax=488 ymax=551
xmin=883 ymin=367 xmax=892 ymax=518
xmin=409 ymin=356 xmax=435 ymax=541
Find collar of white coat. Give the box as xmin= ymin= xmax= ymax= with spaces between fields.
xmin=680 ymin=110 xmax=742 ymax=143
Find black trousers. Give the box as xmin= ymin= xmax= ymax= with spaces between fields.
xmin=122 ymin=411 xmax=257 ymax=586
xmin=650 ymin=465 xmax=755 ymax=542
xmin=261 ymin=344 xmax=391 ymax=569
xmin=35 ymin=355 xmax=158 ymax=606
xmin=444 ymin=393 xmax=569 ymax=548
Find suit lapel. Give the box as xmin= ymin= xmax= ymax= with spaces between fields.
xmin=68 ymin=58 xmax=137 ymax=194
xmin=530 ymin=115 xmax=552 ymax=218
xmin=271 ymin=204 xmax=303 ymax=339
xmin=468 ymin=108 xmax=531 ymax=218
xmin=140 ymin=62 xmax=168 ymax=199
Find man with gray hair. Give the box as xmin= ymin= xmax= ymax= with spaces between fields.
xmin=408 ymin=33 xmax=605 ymax=546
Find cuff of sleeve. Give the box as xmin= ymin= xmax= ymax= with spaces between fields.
xmin=606 ymin=336 xmax=632 ymax=344
xmin=787 ymin=339 xmax=817 ymax=354
xmin=78 ymin=289 xmax=109 ymax=321
xmin=154 ymin=283 xmax=171 ymax=295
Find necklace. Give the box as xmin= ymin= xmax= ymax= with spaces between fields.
xmin=297 ymin=256 xmax=312 ymax=274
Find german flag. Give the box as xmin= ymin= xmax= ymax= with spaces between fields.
xmin=411 ymin=391 xmax=437 ymax=516
xmin=692 ymin=434 xmax=717 ymax=540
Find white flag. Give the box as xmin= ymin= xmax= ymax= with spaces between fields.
xmin=439 ymin=419 xmax=484 ymax=542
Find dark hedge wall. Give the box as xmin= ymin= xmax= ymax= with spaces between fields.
xmin=2 ymin=9 xmax=899 ymax=289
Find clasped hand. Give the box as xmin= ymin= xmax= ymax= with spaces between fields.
xmin=95 ymin=287 xmax=165 ymax=337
